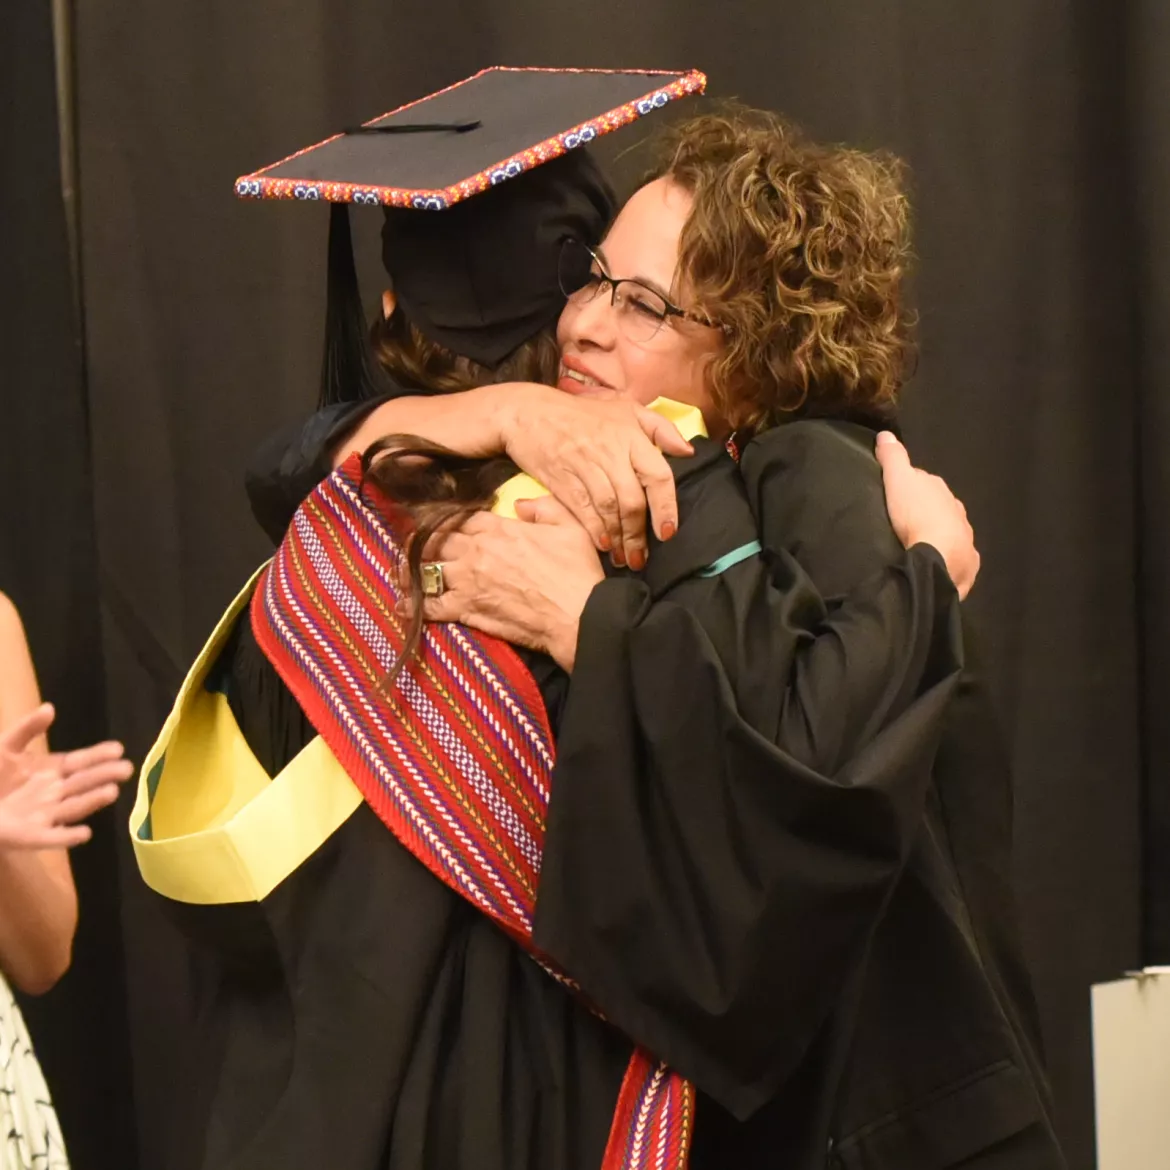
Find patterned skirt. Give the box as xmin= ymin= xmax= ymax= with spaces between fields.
xmin=0 ymin=973 xmax=68 ymax=1169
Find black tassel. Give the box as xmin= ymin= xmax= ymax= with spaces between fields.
xmin=319 ymin=202 xmax=385 ymax=407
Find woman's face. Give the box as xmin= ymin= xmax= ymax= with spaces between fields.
xmin=555 ymin=178 xmax=725 ymax=429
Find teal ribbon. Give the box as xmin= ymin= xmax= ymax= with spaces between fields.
xmin=695 ymin=539 xmax=762 ymax=578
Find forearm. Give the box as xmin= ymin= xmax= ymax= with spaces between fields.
xmin=332 ymin=383 xmax=521 ymax=469
xmin=0 ymin=846 xmax=75 ymax=994
xmin=249 ymin=383 xmax=528 ymax=541
xmin=246 ymin=398 xmax=390 ymax=543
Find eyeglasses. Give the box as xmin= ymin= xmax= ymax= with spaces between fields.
xmin=557 ymin=238 xmax=717 ymax=344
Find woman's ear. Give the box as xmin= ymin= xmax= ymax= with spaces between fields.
xmin=381 ymin=288 xmax=397 ymax=320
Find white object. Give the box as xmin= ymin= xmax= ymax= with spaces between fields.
xmin=1093 ymin=967 xmax=1170 ymax=1169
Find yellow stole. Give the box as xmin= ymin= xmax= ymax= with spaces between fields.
xmin=129 ymin=398 xmax=706 ymax=905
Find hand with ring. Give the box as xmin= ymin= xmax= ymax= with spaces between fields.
xmin=420 ymin=561 xmax=447 ymax=598
xmin=412 ymin=497 xmax=604 ymax=672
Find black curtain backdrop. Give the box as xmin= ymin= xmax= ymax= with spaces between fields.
xmin=1 ymin=2 xmax=138 ymax=1168
xmin=1129 ymin=0 xmax=1170 ymax=969
xmin=2 ymin=0 xmax=1162 ymax=1167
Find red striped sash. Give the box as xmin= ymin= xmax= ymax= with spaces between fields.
xmin=251 ymin=454 xmax=694 ymax=1170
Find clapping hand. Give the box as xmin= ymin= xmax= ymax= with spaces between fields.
xmin=0 ymin=704 xmax=134 ymax=850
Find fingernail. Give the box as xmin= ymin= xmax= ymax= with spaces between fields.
xmin=660 ymin=520 xmax=676 ymax=540
xmin=598 ymin=533 xmax=612 ymax=552
xmin=611 ymin=548 xmax=626 ymax=568
xmin=876 ymin=431 xmax=897 ymax=447
xmin=628 ymin=548 xmax=646 ymax=572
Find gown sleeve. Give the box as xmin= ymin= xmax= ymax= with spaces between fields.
xmin=532 ymin=421 xmax=965 ymax=1120
xmin=739 ymin=419 xmax=909 ymax=598
xmin=244 ymin=397 xmax=392 ymax=544
xmin=741 ymin=419 xmax=960 ymax=773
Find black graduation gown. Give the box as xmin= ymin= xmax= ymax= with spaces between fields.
xmin=158 ymin=425 xmax=987 ymax=1170
xmin=167 ymin=637 xmax=631 ymax=1170
xmin=534 ymin=421 xmax=1066 ymax=1169
xmin=246 ymin=394 xmax=396 ymax=544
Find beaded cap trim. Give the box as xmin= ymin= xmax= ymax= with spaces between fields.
xmin=234 ymin=66 xmax=707 ymax=210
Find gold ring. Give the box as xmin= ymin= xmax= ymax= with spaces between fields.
xmin=420 ymin=562 xmax=446 ymax=598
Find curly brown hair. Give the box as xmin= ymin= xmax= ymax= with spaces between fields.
xmin=652 ymin=106 xmax=915 ymax=434
xmin=369 ymin=309 xmax=561 ymax=394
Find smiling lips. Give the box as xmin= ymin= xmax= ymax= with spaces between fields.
xmin=557 ymin=356 xmax=611 ymax=395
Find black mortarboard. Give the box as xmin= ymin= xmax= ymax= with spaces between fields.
xmin=235 ymin=66 xmax=706 ymax=403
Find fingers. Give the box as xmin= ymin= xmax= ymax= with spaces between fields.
xmin=514 ymin=496 xmax=577 ymax=526
xmin=414 ymin=509 xmax=495 ymax=562
xmin=527 ymin=463 xmax=671 ymax=558
xmin=46 ymin=824 xmax=95 ymax=849
xmin=629 ymin=446 xmax=679 ymax=541
xmin=635 ymin=409 xmax=694 ymax=457
xmin=0 ymin=758 xmax=121 ymax=848
xmin=421 ymin=512 xmax=507 ymax=561
xmin=419 ymin=592 xmax=465 ymax=625
xmin=876 ymin=436 xmax=982 ymax=602
xmin=874 ymin=431 xmax=913 ymax=479
xmin=0 ymin=826 xmax=89 ymax=851
xmin=52 ymin=823 xmax=95 ymax=851
xmin=11 ymin=823 xmax=93 ymax=851
xmin=611 ymin=472 xmax=654 ymax=570
xmin=55 ymin=783 xmax=124 ymax=826
xmin=450 ymin=512 xmax=499 ymax=537
xmin=418 ymin=509 xmax=503 ymax=561
xmin=965 ymin=549 xmax=982 ymax=599
xmin=59 ymin=758 xmax=134 ymax=799
xmin=398 ymin=548 xmax=468 ymax=621
xmin=0 ymin=704 xmax=56 ymax=754
xmin=56 ymin=740 xmax=128 ymax=778
xmin=953 ymin=550 xmax=980 ymax=601
xmin=418 ymin=529 xmax=472 ymax=564
xmin=574 ymin=463 xmax=646 ymax=568
xmin=547 ymin=473 xmax=612 ymax=552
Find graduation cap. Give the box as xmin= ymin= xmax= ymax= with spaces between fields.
xmin=235 ymin=66 xmax=707 ymax=403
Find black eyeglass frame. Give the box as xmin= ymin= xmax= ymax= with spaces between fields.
xmin=557 ymin=238 xmax=718 ymax=333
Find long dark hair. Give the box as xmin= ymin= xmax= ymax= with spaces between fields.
xmin=371 ymin=307 xmax=561 ymax=396
xmin=353 ymin=305 xmax=560 ymax=688
xmin=359 ymin=435 xmax=518 ymax=690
